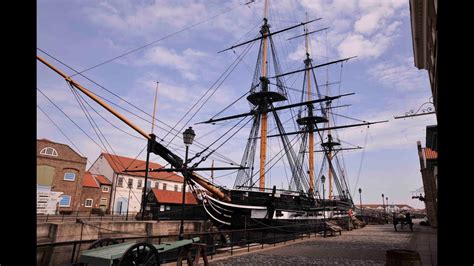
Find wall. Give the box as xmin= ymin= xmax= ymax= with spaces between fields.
xmin=37 ymin=220 xmax=207 ymax=266
xmin=79 ymin=183 xmax=112 ymax=213
xmin=89 ymin=154 xmax=192 ymax=215
xmin=88 ymin=155 xmax=116 ymax=212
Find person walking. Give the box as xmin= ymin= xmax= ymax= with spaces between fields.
xmin=347 ymin=208 xmax=353 ymax=230
xmin=405 ymin=212 xmax=413 ymax=231
xmin=392 ymin=212 xmax=398 ymax=232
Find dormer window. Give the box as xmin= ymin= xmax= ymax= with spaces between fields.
xmin=40 ymin=147 xmax=58 ymax=156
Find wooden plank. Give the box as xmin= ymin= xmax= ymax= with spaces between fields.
xmin=80 ymin=242 xmax=135 ymax=263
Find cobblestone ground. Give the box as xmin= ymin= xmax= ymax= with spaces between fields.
xmin=210 ymin=224 xmax=414 ymax=265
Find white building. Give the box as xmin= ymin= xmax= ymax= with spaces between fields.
xmin=360 ymin=204 xmax=415 ymax=213
xmin=89 ymin=153 xmax=187 ymax=215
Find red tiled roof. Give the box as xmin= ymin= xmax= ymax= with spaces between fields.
xmin=94 ymin=174 xmax=111 ymax=185
xmin=423 ymin=147 xmax=437 ymax=160
xmin=83 ymin=172 xmax=100 ymax=188
xmin=102 ymin=153 xmax=183 ymax=183
xmin=151 ymin=188 xmax=198 ymax=205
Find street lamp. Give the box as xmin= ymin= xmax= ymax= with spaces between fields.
xmin=358 ymin=188 xmax=363 ymax=220
xmin=126 ymin=180 xmax=132 ymax=221
xmin=386 ymin=196 xmax=389 ymax=213
xmin=179 ymin=127 xmax=195 ymax=240
xmin=321 ymin=175 xmax=326 ymax=200
xmin=321 ymin=175 xmax=326 ymax=237
xmin=382 ymin=193 xmax=385 ymax=213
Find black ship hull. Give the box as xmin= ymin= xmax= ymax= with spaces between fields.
xmin=201 ymin=189 xmax=352 ymax=235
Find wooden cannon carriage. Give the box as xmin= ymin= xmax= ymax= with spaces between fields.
xmin=79 ymin=237 xmax=208 ymax=266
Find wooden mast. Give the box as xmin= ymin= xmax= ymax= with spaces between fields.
xmin=37 ymin=55 xmax=150 ymax=139
xmin=326 ymin=83 xmax=333 ymax=199
xmin=151 ymin=81 xmax=159 ymax=133
xmin=259 ymin=0 xmax=269 ymax=192
xmin=305 ymin=14 xmax=315 ymax=194
xmin=37 ymin=55 xmax=229 ymax=201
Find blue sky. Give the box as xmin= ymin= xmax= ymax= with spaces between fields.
xmin=37 ymin=0 xmax=436 ymax=209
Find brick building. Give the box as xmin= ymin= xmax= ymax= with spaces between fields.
xmin=37 ymin=139 xmax=87 ymax=213
xmin=80 ymin=172 xmax=112 ymax=213
xmin=417 ymin=141 xmax=438 ymax=227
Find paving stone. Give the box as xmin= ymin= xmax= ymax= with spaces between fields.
xmin=209 ymin=224 xmax=418 ymax=265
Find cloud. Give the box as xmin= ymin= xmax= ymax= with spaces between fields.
xmin=132 ymin=46 xmax=208 ymax=81
xmin=334 ymin=107 xmax=436 ymax=153
xmin=293 ymin=0 xmax=408 ymax=61
xmin=83 ymin=1 xmax=206 ymax=35
xmin=338 ymin=32 xmax=393 ymax=59
xmin=354 ymin=11 xmax=384 ymax=35
xmin=368 ymin=57 xmax=428 ymax=91
xmin=81 ymin=0 xmax=258 ymax=41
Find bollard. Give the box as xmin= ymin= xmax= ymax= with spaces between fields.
xmin=230 ymin=231 xmax=233 ymax=255
xmin=386 ymin=249 xmax=421 ymax=266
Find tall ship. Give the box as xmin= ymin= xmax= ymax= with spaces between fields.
xmin=37 ymin=0 xmax=386 ymax=234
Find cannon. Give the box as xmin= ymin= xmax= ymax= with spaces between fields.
xmin=79 ymin=237 xmax=208 ymax=265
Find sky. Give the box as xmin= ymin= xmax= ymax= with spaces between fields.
xmin=37 ymin=0 xmax=437 ymax=209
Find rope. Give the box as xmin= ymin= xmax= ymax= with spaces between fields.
xmin=68 ymin=2 xmax=248 ymax=76
xmin=352 ymin=127 xmax=369 ymax=197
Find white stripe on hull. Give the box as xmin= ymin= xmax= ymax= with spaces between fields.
xmin=204 ymin=193 xmax=267 ymax=210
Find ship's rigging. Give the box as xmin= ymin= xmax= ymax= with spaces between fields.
xmin=37 ymin=0 xmax=389 ymax=227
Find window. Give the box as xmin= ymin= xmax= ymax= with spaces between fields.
xmin=85 ymin=199 xmax=93 ymax=207
xmin=117 ymin=177 xmax=124 ymax=187
xmin=59 ymin=195 xmax=71 ymax=207
xmin=37 ymin=165 xmax=55 ymax=186
xmin=146 ymin=180 xmax=151 ymax=188
xmin=165 ymin=205 xmax=171 ymax=211
xmin=162 ymin=183 xmax=167 ymax=190
xmin=127 ymin=178 xmax=133 ymax=188
xmin=160 ymin=205 xmax=165 ymax=212
xmin=137 ymin=180 xmax=142 ymax=189
xmin=155 ymin=182 xmax=160 ymax=189
xmin=100 ymin=198 xmax=107 ymax=207
xmin=63 ymin=172 xmax=76 ymax=181
xmin=174 ymin=185 xmax=178 ymax=191
xmin=101 ymin=186 xmax=109 ymax=192
xmin=40 ymin=147 xmax=58 ymax=156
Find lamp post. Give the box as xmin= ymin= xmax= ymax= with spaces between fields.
xmin=126 ymin=181 xmax=132 ymax=221
xmin=382 ymin=193 xmax=385 ymax=213
xmin=321 ymin=175 xmax=326 ymax=200
xmin=386 ymin=196 xmax=389 ymax=213
xmin=321 ymin=175 xmax=326 ymax=237
xmin=179 ymin=127 xmax=195 ymax=240
xmin=358 ymin=188 xmax=363 ymax=220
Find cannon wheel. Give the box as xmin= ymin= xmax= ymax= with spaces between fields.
xmin=118 ymin=242 xmax=160 ymax=266
xmin=88 ymin=238 xmax=119 ymax=249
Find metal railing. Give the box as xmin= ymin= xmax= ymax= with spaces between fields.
xmin=37 ymin=206 xmax=208 ymax=223
xmin=37 ymin=221 xmax=334 ymax=265
xmin=36 ymin=211 xmax=142 ymax=223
